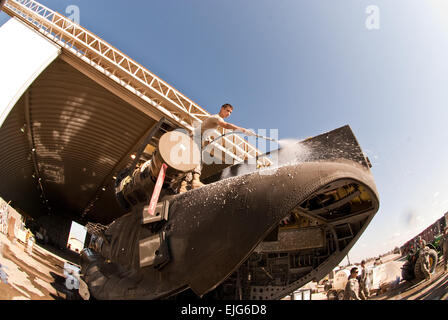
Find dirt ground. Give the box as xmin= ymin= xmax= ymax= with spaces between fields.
xmin=371 ymin=261 xmax=448 ymax=300
xmin=0 ymin=232 xmax=81 ymax=300
xmin=1 ymin=230 xmax=447 ymax=300
xmin=312 ymin=254 xmax=448 ymax=301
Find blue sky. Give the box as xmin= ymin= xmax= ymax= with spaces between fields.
xmin=2 ymin=0 xmax=448 ymax=263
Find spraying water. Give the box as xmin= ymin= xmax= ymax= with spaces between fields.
xmin=273 ymin=138 xmax=312 ymax=164
xmin=218 ymin=137 xmax=313 ymax=180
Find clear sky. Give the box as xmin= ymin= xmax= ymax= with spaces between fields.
xmin=2 ymin=0 xmax=448 ymax=263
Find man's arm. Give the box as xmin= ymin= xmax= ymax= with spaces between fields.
xmin=216 ymin=118 xmax=254 ymax=135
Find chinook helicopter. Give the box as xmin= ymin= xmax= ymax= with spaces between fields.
xmin=79 ymin=122 xmax=379 ymax=300
xmin=0 ymin=1 xmax=379 ymax=300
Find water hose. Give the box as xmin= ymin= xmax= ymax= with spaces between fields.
xmin=209 ymin=131 xmax=278 ymax=145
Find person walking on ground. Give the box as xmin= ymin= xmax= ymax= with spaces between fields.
xmin=179 ymin=103 xmax=255 ymax=193
xmin=442 ymin=226 xmax=448 ymax=272
xmin=415 ymin=236 xmax=431 ymax=280
xmin=343 ymin=267 xmax=361 ymax=300
xmin=358 ymin=260 xmax=370 ymax=300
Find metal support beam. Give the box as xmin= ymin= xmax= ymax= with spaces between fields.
xmin=3 ymin=0 xmax=271 ymax=167
xmin=24 ymin=89 xmax=49 ymax=212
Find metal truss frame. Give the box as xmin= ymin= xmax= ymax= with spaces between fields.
xmin=3 ymin=0 xmax=272 ymax=167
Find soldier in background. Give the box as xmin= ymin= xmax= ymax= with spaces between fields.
xmin=409 ymin=243 xmax=415 ymax=256
xmin=417 ymin=236 xmax=426 ymax=251
xmin=421 ymin=248 xmax=432 ymax=281
xmin=358 ymin=260 xmax=370 ymax=300
xmin=343 ymin=267 xmax=361 ymax=300
xmin=416 ymin=236 xmax=432 ymax=280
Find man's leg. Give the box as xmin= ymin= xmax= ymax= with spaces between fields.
xmin=359 ymin=286 xmax=366 ymax=300
xmin=191 ymin=164 xmax=204 ymax=189
xmin=179 ymin=180 xmax=188 ymax=194
xmin=178 ymin=172 xmax=192 ymax=194
xmin=363 ymin=284 xmax=370 ymax=299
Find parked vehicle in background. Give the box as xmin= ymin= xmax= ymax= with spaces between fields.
xmin=401 ymin=240 xmax=439 ymax=282
xmin=326 ymin=268 xmax=351 ymax=300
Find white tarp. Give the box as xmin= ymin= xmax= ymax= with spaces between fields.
xmin=368 ymin=260 xmax=404 ymax=290
xmin=0 ymin=18 xmax=60 ymax=127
